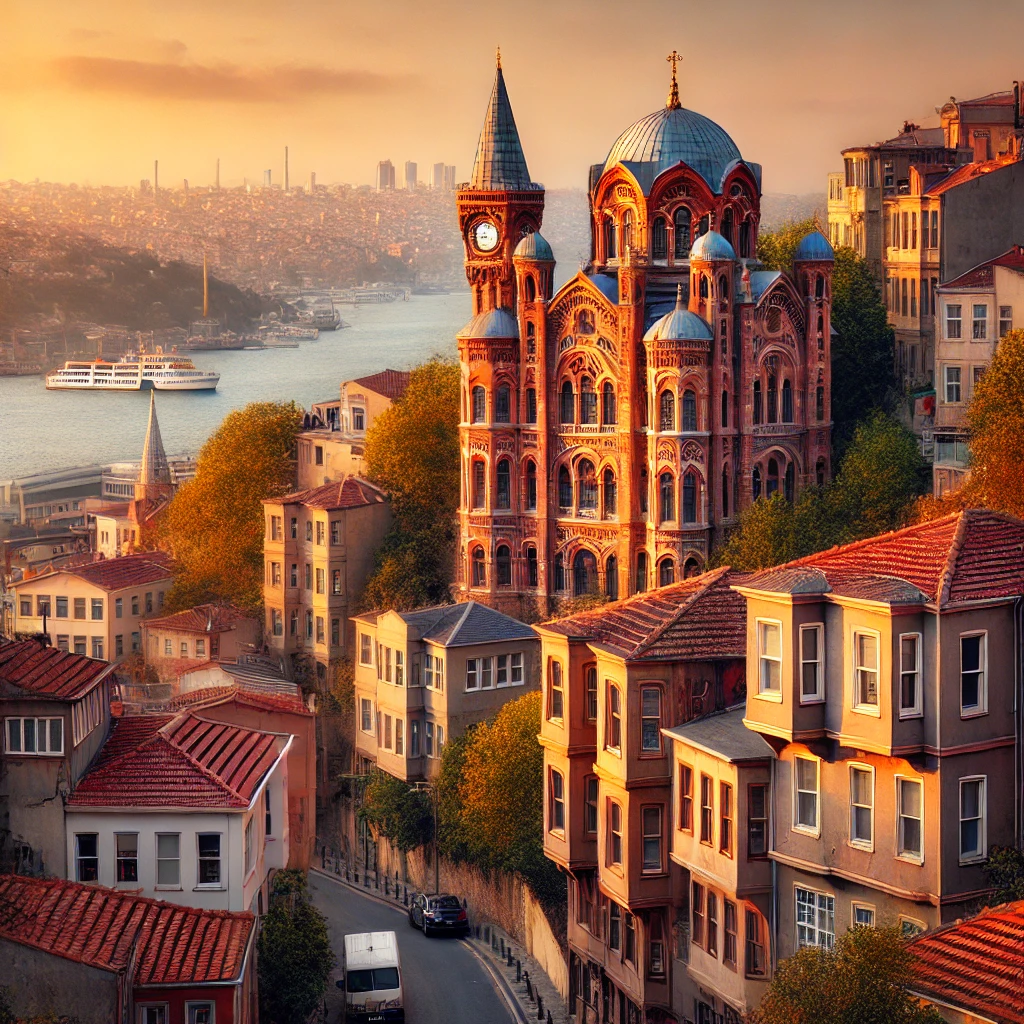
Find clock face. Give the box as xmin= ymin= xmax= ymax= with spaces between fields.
xmin=474 ymin=221 xmax=500 ymax=252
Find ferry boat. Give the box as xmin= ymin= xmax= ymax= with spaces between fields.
xmin=45 ymin=349 xmax=220 ymax=391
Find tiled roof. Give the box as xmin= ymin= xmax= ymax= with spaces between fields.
xmin=22 ymin=553 xmax=173 ymax=592
xmin=0 ymin=875 xmax=253 ymax=986
xmin=470 ymin=65 xmax=536 ymax=191
xmin=925 ymin=155 xmax=1016 ymax=196
xmin=394 ymin=601 xmax=537 ymax=647
xmin=0 ymin=639 xmax=111 ymax=701
xmin=941 ymin=245 xmax=1024 ymax=290
xmin=349 ymin=369 xmax=411 ymax=401
xmin=275 ymin=477 xmax=386 ymax=510
xmin=539 ymin=567 xmax=748 ymax=662
xmin=742 ymin=510 xmax=1024 ymax=608
xmin=910 ymin=901 xmax=1024 ymax=1023
xmin=68 ymin=711 xmax=283 ymax=808
xmin=142 ymin=603 xmax=253 ymax=634
xmin=165 ymin=684 xmax=311 ymax=716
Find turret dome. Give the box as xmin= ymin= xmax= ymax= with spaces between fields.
xmin=793 ymin=230 xmax=835 ymax=262
xmin=457 ymin=307 xmax=519 ymax=340
xmin=689 ymin=230 xmax=736 ymax=262
xmin=643 ymin=285 xmax=714 ymax=343
xmin=513 ymin=231 xmax=554 ymax=262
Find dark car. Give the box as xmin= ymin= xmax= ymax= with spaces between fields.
xmin=407 ymin=893 xmax=469 ymax=937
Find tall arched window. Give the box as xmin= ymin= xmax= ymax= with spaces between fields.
xmin=472 ymin=460 xmax=486 ymax=509
xmin=602 ymin=382 xmax=617 ymax=425
xmin=554 ymin=553 xmax=566 ymax=592
xmin=471 ymin=547 xmax=486 ymax=587
xmin=496 ymin=459 xmax=512 ymax=509
xmin=525 ymin=460 xmax=537 ymax=511
xmin=659 ymin=559 xmax=675 ymax=587
xmin=767 ymin=375 xmax=778 ymax=423
xmin=640 ymin=467 xmax=649 ymax=513
xmin=652 ymin=217 xmax=667 ymax=260
xmin=526 ymin=321 xmax=536 ymax=355
xmin=578 ymin=309 xmax=595 ymax=334
xmin=752 ymin=466 xmax=762 ymax=500
xmin=673 ymin=207 xmax=691 ymax=259
xmin=815 ymin=274 xmax=825 ymax=300
xmin=753 ymin=381 xmax=763 ymax=424
xmin=580 ymin=377 xmax=597 ymax=424
xmin=603 ymin=468 xmax=617 ymax=517
xmin=816 ymin=458 xmax=826 ymax=487
xmin=722 ymin=465 xmax=730 ymax=518
xmin=604 ymin=217 xmax=617 ymax=259
xmin=636 ymin=551 xmax=649 ymax=593
xmin=496 ymin=545 xmax=512 ymax=586
xmin=683 ymin=471 xmax=698 ymax=523
xmin=721 ymin=207 xmax=734 ymax=246
xmin=699 ymin=275 xmax=709 ymax=299
xmin=739 ymin=219 xmax=751 ymax=258
xmin=472 ymin=385 xmax=486 ymax=424
xmin=621 ymin=209 xmax=633 ymax=253
xmin=495 ymin=385 xmax=511 ymax=423
xmin=683 ymin=557 xmax=701 ymax=579
xmin=718 ymin=274 xmax=729 ymax=302
xmin=816 ymin=386 xmax=825 ymax=421
xmin=767 ymin=458 xmax=780 ymax=498
xmin=784 ymin=462 xmax=795 ymax=503
xmin=524 ymin=275 xmax=536 ymax=302
xmin=526 ymin=388 xmax=537 ymax=424
xmin=558 ymin=466 xmax=572 ymax=508
xmin=659 ymin=472 xmax=675 ymax=522
xmin=578 ymin=459 xmax=597 ymax=510
xmin=682 ymin=389 xmax=697 ymax=431
xmin=526 ymin=545 xmax=538 ymax=587
xmin=606 ymin=555 xmax=618 ymax=601
xmin=721 ymin=390 xmax=729 ymax=428
xmin=816 ymin=313 xmax=824 ymax=335
xmin=560 ymin=381 xmax=574 ymax=424
xmin=782 ymin=379 xmax=793 ymax=423
xmin=573 ymin=550 xmax=597 ymax=597
xmin=659 ymin=391 xmax=675 ymax=431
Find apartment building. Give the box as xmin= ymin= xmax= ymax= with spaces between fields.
xmin=934 ymin=247 xmax=1024 ymax=495
xmin=142 ymin=602 xmax=260 ymax=683
xmin=352 ymin=601 xmax=539 ymax=782
xmin=11 ymin=553 xmax=173 ymax=662
xmin=262 ymin=478 xmax=390 ymax=681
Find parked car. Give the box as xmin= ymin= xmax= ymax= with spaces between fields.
xmin=407 ymin=893 xmax=469 ymax=937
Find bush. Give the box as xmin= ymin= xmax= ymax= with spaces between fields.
xmin=360 ymin=770 xmax=434 ymax=852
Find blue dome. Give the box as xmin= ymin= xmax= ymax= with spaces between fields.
xmin=794 ymin=230 xmax=835 ymax=262
xmin=457 ymin=307 xmax=519 ymax=340
xmin=643 ymin=289 xmax=713 ymax=343
xmin=689 ymin=230 xmax=736 ymax=262
xmin=513 ymin=231 xmax=554 ymax=261
xmin=605 ymin=106 xmax=742 ymax=191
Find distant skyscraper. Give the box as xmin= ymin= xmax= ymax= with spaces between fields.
xmin=154 ymin=159 xmax=159 ymax=193
xmin=376 ymin=160 xmax=396 ymax=190
xmin=264 ymin=169 xmax=272 ymax=187
xmin=444 ymin=164 xmax=456 ymax=190
xmin=404 ymin=160 xmax=418 ymax=189
xmin=215 ymin=158 xmax=220 ymax=189
xmin=285 ymin=146 xmax=290 ymax=191
xmin=431 ymin=162 xmax=445 ymax=189
xmin=308 ymin=171 xmax=317 ymax=193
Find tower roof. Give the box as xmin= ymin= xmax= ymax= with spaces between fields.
xmin=470 ymin=59 xmax=538 ymax=191
xmin=513 ymin=230 xmax=554 ymax=262
xmin=643 ymin=284 xmax=714 ymax=343
xmin=690 ymin=230 xmax=736 ymax=262
xmin=793 ymin=230 xmax=836 ymax=262
xmin=139 ymin=390 xmax=171 ymax=489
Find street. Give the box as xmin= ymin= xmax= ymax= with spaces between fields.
xmin=309 ymin=871 xmax=514 ymax=1024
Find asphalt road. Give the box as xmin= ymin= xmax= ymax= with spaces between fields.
xmin=309 ymin=872 xmax=514 ymax=1024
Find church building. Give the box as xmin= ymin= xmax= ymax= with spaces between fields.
xmin=456 ymin=55 xmax=833 ymax=617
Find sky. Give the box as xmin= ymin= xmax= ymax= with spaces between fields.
xmin=2 ymin=0 xmax=1023 ymax=195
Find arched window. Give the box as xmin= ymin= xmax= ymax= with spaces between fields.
xmin=578 ymin=459 xmax=597 ymax=510
xmin=722 ymin=465 xmax=730 ymax=518
xmin=683 ymin=557 xmax=701 ymax=579
xmin=699 ymin=275 xmax=709 ymax=299
xmin=683 ymin=471 xmax=698 ymax=523
xmin=721 ymin=207 xmax=734 ymax=246
xmin=739 ymin=219 xmax=751 ymax=258
xmin=816 ymin=386 xmax=825 ymax=421
xmin=698 ymin=214 xmax=710 ymax=237
xmin=767 ymin=458 xmax=780 ymax=498
xmin=495 ymin=385 xmax=511 ymax=423
xmin=554 ymin=553 xmax=566 ymax=592
xmin=816 ymin=313 xmax=824 ymax=335
xmin=603 ymin=468 xmax=617 ymax=517
xmin=682 ymin=389 xmax=697 ymax=431
xmin=784 ymin=462 xmax=795 ymax=503
xmin=496 ymin=458 xmax=512 ymax=509
xmin=602 ymin=382 xmax=617 ymax=425
xmin=558 ymin=466 xmax=572 ymax=509
xmin=496 ymin=545 xmax=512 ymax=586
xmin=782 ymin=379 xmax=793 ymax=423
xmin=753 ymin=466 xmax=762 ymax=500
xmin=815 ymin=274 xmax=825 ymax=300
xmin=524 ymin=275 xmax=536 ymax=302
xmin=527 ymin=545 xmax=538 ymax=587
xmin=640 ymin=467 xmax=649 ymax=513
xmin=525 ymin=460 xmax=537 ymax=511
xmin=816 ymin=458 xmax=826 ymax=487
xmin=721 ymin=390 xmax=729 ymax=428
xmin=767 ymin=375 xmax=778 ymax=423
xmin=659 ymin=471 xmax=675 ymax=522
xmin=673 ymin=207 xmax=691 ymax=259
xmin=753 ymin=380 xmax=763 ymax=424
xmin=573 ymin=550 xmax=598 ymax=597
xmin=659 ymin=559 xmax=675 ymax=587
xmin=580 ymin=376 xmax=597 ymax=424
xmin=578 ymin=309 xmax=595 ymax=334
xmin=652 ymin=217 xmax=667 ymax=260
xmin=621 ymin=209 xmax=633 ymax=252
xmin=472 ymin=460 xmax=486 ymax=509
xmin=636 ymin=551 xmax=649 ymax=593
xmin=606 ymin=555 xmax=618 ymax=601
xmin=526 ymin=388 xmax=537 ymax=424
xmin=471 ymin=547 xmax=486 ymax=588
xmin=560 ymin=381 xmax=574 ymax=424
xmin=604 ymin=217 xmax=617 ymax=259
xmin=471 ymin=385 xmax=486 ymax=424
xmin=659 ymin=391 xmax=675 ymax=431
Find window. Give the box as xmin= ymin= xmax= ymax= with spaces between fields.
xmin=854 ymin=631 xmax=879 ymax=709
xmin=495 ymin=385 xmax=511 ymax=423
xmin=609 ymin=902 xmax=622 ymax=951
xmin=383 ymin=714 xmax=393 ymax=750
xmin=395 ymin=719 xmax=404 ymax=755
xmin=640 ymin=687 xmax=661 ymax=753
xmin=674 ymin=207 xmax=691 ymax=259
xmin=753 ymin=380 xmax=762 ymax=424
xmin=900 ymin=633 xmax=922 ymax=716
xmin=558 ymin=465 xmax=572 ymax=509
xmin=57 ymin=635 xmax=69 ymax=652
xmin=945 ymin=365 xmax=962 ymax=404
xmin=305 ymin=520 xmax=313 ymax=542
xmin=360 ymin=698 xmax=372 ymax=733
xmin=961 ymin=632 xmax=987 ymax=715
xmin=74 ymin=636 xmax=87 ymax=656
xmin=796 ymin=887 xmax=835 ymax=949
xmin=495 ymin=544 xmax=512 ymax=586
xmin=315 ymin=568 xmax=325 ymax=594
xmin=748 ymin=783 xmax=768 ymax=856
xmin=559 ymin=381 xmax=574 ymax=424
xmin=410 ymin=720 xmax=420 ymax=757
xmin=682 ymin=389 xmax=697 ymax=431
xmin=897 ymin=777 xmax=924 ymax=861
xmin=649 ymin=912 xmax=666 ymax=977
xmin=706 ymin=893 xmax=718 ymax=957
xmin=359 ymin=634 xmax=372 ymax=666
xmin=678 ymin=763 xmax=694 ymax=832
xmin=794 ymin=756 xmax=819 ymax=833
xmin=472 ymin=460 xmax=486 ymax=509
xmin=585 ymin=776 xmax=598 ymax=834
xmin=900 ymin=917 xmax=925 ymax=939
xmin=578 ymin=459 xmax=597 ymax=510
xmin=244 ymin=817 xmax=255 ymax=875
xmin=642 ymin=806 xmax=663 ymax=873
xmin=524 ymin=461 xmax=538 ymax=511
xmin=636 ymin=550 xmax=648 ymax=593
xmin=471 ymin=386 xmax=486 ymax=423
xmin=424 ymin=653 xmax=434 ymax=688
xmin=608 ymin=801 xmax=623 ymax=866
xmin=395 ymin=650 xmax=404 ymax=686
xmin=959 ymin=776 xmax=986 ymax=862
xmin=316 ymin=615 xmax=325 ymax=644
xmin=19 ymin=597 xmax=31 ymax=617
xmin=607 ymin=684 xmax=621 ymax=750
xmin=659 ymin=559 xmax=675 ymax=587
xmin=682 ymin=471 xmax=697 ymax=523
xmin=585 ymin=665 xmax=598 ymax=721
xmin=603 ymin=468 xmax=617 ymax=518
xmin=746 ymin=910 xmax=767 ymax=975
xmin=527 ymin=546 xmax=538 ymax=587
xmin=691 ymin=882 xmax=705 ymax=949
xmin=659 ymin=391 xmax=675 ymax=431
xmin=196 ymin=832 xmax=222 ymax=885
xmin=700 ymin=774 xmax=714 ymax=845
xmin=73 ymin=597 xmax=86 ymax=619
xmin=352 ymin=406 xmax=365 ymax=431
xmin=6 ymin=717 xmax=64 ymax=755
xmin=659 ymin=472 xmax=674 ymax=521
xmin=471 ymin=547 xmax=486 ymax=587
xmin=88 ymin=598 xmax=103 ymax=621
xmin=972 ymin=304 xmax=987 ymax=339
xmin=652 ymin=216 xmax=667 ymax=259
xmin=720 ymin=782 xmax=733 ymax=856
xmin=75 ymin=833 xmax=98 ymax=881
xmin=139 ymin=1006 xmax=168 ymax=1024
xmin=116 ymin=635 xmax=125 ymax=657
xmin=548 ymin=660 xmax=564 ymax=720
xmin=525 ymin=387 xmax=537 ymax=424
xmin=289 ymin=517 xmax=298 ymax=540
xmin=946 ymin=303 xmax=962 ymax=339
xmin=116 ymin=833 xmax=139 ymax=883
xmin=549 ymin=770 xmax=565 ymax=833
xmin=800 ymin=624 xmax=823 ymax=702
xmin=316 ymin=521 xmax=325 ymax=545
xmin=757 ymin=620 xmax=782 ymax=695
xmin=156 ymin=833 xmax=180 ymax=886
xmin=331 ymin=521 xmax=340 ymax=545
xmin=849 ymin=765 xmax=874 ymax=849
xmin=852 ymin=903 xmax=875 ymax=928
xmin=723 ymin=901 xmax=738 ymax=967
xmin=602 ymin=382 xmax=616 ymax=425
xmin=580 ymin=377 xmax=597 ymax=424
xmin=1000 ymin=305 xmax=1013 ymax=336
xmin=186 ymin=1004 xmax=214 ymax=1024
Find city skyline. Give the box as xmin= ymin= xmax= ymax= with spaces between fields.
xmin=2 ymin=0 xmax=1023 ymax=193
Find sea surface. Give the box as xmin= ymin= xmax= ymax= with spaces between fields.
xmin=0 ymin=292 xmax=472 ymax=479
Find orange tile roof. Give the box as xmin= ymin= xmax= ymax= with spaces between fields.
xmin=349 ymin=368 xmax=411 ymax=401
xmin=275 ymin=476 xmax=386 ymax=510
xmin=925 ymin=155 xmax=1017 ymax=196
xmin=24 ymin=553 xmax=173 ymax=592
xmin=165 ymin=684 xmax=312 ymax=716
xmin=910 ymin=901 xmax=1024 ymax=1023
xmin=68 ymin=711 xmax=284 ymax=808
xmin=0 ymin=874 xmax=253 ymax=986
xmin=0 ymin=638 xmax=112 ymax=700
xmin=143 ymin=603 xmax=253 ymax=634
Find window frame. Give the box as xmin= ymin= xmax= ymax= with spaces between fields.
xmin=606 ymin=683 xmax=622 ymax=754
xmin=851 ymin=902 xmax=876 ymax=928
xmin=958 ymin=775 xmax=987 ymax=865
xmin=795 ymin=885 xmax=835 ymax=950
xmin=719 ymin=781 xmax=734 ymax=858
xmin=895 ymin=775 xmax=925 ymax=864
xmin=848 ymin=762 xmax=874 ymax=852
xmin=678 ymin=763 xmax=694 ymax=833
xmin=137 ymin=1003 xmax=169 ymax=1024
xmin=549 ymin=768 xmax=566 ymax=835
xmin=639 ymin=685 xmax=662 ymax=755
xmin=852 ymin=628 xmax=882 ymax=716
xmin=608 ymin=800 xmax=623 ymax=868
xmin=155 ymin=831 xmax=181 ymax=888
xmin=723 ymin=900 xmax=738 ymax=968
xmin=898 ymin=632 xmax=923 ymax=719
xmin=799 ymin=623 xmax=824 ymax=703
xmin=584 ymin=664 xmax=598 ymax=723
xmin=944 ymin=364 xmax=963 ymax=404
xmin=640 ymin=804 xmax=664 ymax=875
xmin=5 ymin=716 xmax=64 ymax=756
xmin=747 ymin=782 xmax=768 ymax=858
xmin=184 ymin=1002 xmax=215 ymax=1024
xmin=960 ymin=631 xmax=988 ymax=718
xmin=793 ymin=755 xmax=821 ymax=838
xmin=196 ymin=832 xmax=224 ymax=888
xmin=547 ymin=659 xmax=564 ymax=722
xmin=756 ymin=618 xmax=783 ymax=701
xmin=75 ymin=832 xmax=99 ymax=882
xmin=699 ymin=773 xmax=714 ymax=847
xmin=584 ymin=775 xmax=598 ymax=835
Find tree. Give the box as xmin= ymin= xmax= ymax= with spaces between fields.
xmin=162 ymin=401 xmax=302 ymax=613
xmin=756 ymin=217 xmax=818 ymax=272
xmin=750 ymin=926 xmax=943 ymax=1024
xmin=359 ymin=770 xmax=433 ymax=852
xmin=362 ymin=358 xmax=460 ymax=610
xmin=983 ymin=845 xmax=1024 ymax=905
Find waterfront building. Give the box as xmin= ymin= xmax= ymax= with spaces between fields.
xmin=376 ymin=160 xmax=396 ymax=191
xmin=455 ymin=56 xmax=833 ymax=619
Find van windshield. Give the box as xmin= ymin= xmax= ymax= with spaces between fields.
xmin=346 ymin=967 xmax=400 ymax=993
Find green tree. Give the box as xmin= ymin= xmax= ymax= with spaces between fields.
xmin=360 ymin=770 xmax=433 ymax=852
xmin=436 ymin=728 xmax=473 ymax=864
xmin=983 ymin=845 xmax=1024 ymax=905
xmin=756 ymin=217 xmax=818 ymax=271
xmin=750 ymin=926 xmax=943 ymax=1024
xmin=163 ymin=401 xmax=302 ymax=613
xmin=362 ymin=359 xmax=460 ymax=610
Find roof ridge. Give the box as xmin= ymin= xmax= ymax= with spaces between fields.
xmin=629 ymin=567 xmax=730 ymax=659
xmin=161 ymin=715 xmax=254 ymax=805
xmin=937 ymin=511 xmax=970 ymax=608
xmin=445 ymin=601 xmax=478 ymax=646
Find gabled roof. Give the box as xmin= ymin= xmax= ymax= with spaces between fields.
xmin=538 ymin=567 xmax=748 ymax=662
xmin=663 ymin=705 xmax=775 ymax=763
xmin=67 ymin=711 xmax=285 ymax=809
xmin=142 ymin=603 xmax=253 ymax=635
xmin=0 ymin=639 xmax=112 ymax=701
xmin=348 ymin=368 xmax=411 ymax=402
xmin=274 ymin=477 xmax=386 ymax=511
xmin=910 ymin=901 xmax=1024 ymax=1024
xmin=740 ymin=510 xmax=1024 ymax=608
xmin=19 ymin=553 xmax=173 ymax=592
xmin=0 ymin=875 xmax=253 ymax=986
xmin=390 ymin=601 xmax=536 ymax=648
xmin=165 ymin=684 xmax=311 ymax=717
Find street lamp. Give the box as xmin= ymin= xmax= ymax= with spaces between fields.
xmin=413 ymin=781 xmax=439 ymax=895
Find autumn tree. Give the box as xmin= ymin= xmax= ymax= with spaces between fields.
xmin=756 ymin=217 xmax=818 ymax=271
xmin=162 ymin=401 xmax=302 ymax=613
xmin=362 ymin=358 xmax=460 ymax=610
xmin=360 ymin=770 xmax=433 ymax=852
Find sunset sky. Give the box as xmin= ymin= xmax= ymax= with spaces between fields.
xmin=2 ymin=0 xmax=1023 ymax=194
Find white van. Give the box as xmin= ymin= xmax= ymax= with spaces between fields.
xmin=339 ymin=930 xmax=404 ymax=1023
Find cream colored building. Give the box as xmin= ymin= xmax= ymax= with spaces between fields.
xmin=142 ymin=603 xmax=260 ymax=684
xmin=352 ymin=601 xmax=539 ymax=782
xmin=262 ymin=477 xmax=391 ymax=682
xmin=12 ymin=554 xmax=173 ymax=662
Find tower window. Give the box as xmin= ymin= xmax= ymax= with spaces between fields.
xmin=673 ymin=207 xmax=691 ymax=259
xmin=495 ymin=385 xmax=511 ymax=423
xmin=472 ymin=460 xmax=486 ymax=509
xmin=606 ymin=555 xmax=618 ymax=601
xmin=471 ymin=386 xmax=486 ymax=424
xmin=524 ymin=275 xmax=537 ymax=302
xmin=578 ymin=459 xmax=597 ymax=510
xmin=560 ymin=381 xmax=574 ymax=424
xmin=767 ymin=375 xmax=778 ymax=423
xmin=526 ymin=545 xmax=538 ymax=587
xmin=682 ymin=389 xmax=697 ymax=431
xmin=525 ymin=460 xmax=537 ymax=511
xmin=816 ymin=386 xmax=825 ymax=421
xmin=526 ymin=388 xmax=537 ymax=424
xmin=652 ymin=217 xmax=667 ymax=259
xmin=753 ymin=381 xmax=762 ymax=424
xmin=784 ymin=462 xmax=795 ymax=503
xmin=496 ymin=458 xmax=512 ymax=509
xmin=782 ymin=379 xmax=793 ymax=423
xmin=659 ymin=391 xmax=675 ymax=432
xmin=659 ymin=472 xmax=675 ymax=522
xmin=554 ymin=553 xmax=566 ymax=592
xmin=721 ymin=207 xmax=734 ymax=246
xmin=767 ymin=458 xmax=780 ymax=498
xmin=603 ymin=468 xmax=617 ymax=518
xmin=602 ymin=382 xmax=617 ymax=425
xmin=636 ymin=551 xmax=649 ymax=593
xmin=495 ymin=545 xmax=512 ymax=587
xmin=621 ymin=209 xmax=633 ymax=252
xmin=580 ymin=377 xmax=597 ymax=424
xmin=558 ymin=466 xmax=572 ymax=509
xmin=471 ymin=547 xmax=486 ymax=588
xmin=721 ymin=390 xmax=729 ymax=428
xmin=753 ymin=466 xmax=762 ymax=500
xmin=683 ymin=471 xmax=698 ymax=523
xmin=659 ymin=559 xmax=675 ymax=587
xmin=604 ymin=217 xmax=617 ymax=259
xmin=526 ymin=321 xmax=536 ymax=354
xmin=722 ymin=465 xmax=730 ymax=518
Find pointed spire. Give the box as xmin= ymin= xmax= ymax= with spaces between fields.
xmin=470 ymin=58 xmax=534 ymax=190
xmin=139 ymin=391 xmax=171 ymax=495
xmin=675 ymin=281 xmax=685 ymax=310
xmin=666 ymin=50 xmax=682 ymax=111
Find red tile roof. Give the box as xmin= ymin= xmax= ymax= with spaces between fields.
xmin=538 ymin=567 xmax=748 ymax=662
xmin=143 ymin=603 xmax=254 ymax=635
xmin=165 ymin=684 xmax=312 ymax=716
xmin=275 ymin=477 xmax=386 ymax=510
xmin=0 ymin=874 xmax=253 ymax=986
xmin=0 ymin=639 xmax=112 ymax=701
xmin=68 ymin=711 xmax=284 ymax=808
xmin=925 ymin=155 xmax=1017 ymax=196
xmin=910 ymin=901 xmax=1024 ymax=1023
xmin=942 ymin=245 xmax=1024 ymax=290
xmin=349 ymin=368 xmax=411 ymax=401
xmin=24 ymin=553 xmax=173 ymax=592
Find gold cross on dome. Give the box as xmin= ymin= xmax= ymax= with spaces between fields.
xmin=666 ymin=50 xmax=682 ymax=110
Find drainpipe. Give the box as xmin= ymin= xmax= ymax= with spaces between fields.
xmin=934 ymin=610 xmax=942 ymax=917
xmin=770 ymin=756 xmax=778 ymax=973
